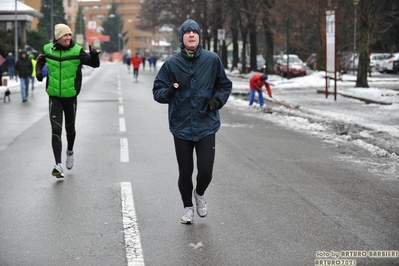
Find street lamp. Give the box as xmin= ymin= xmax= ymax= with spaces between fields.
xmin=118 ymin=22 xmax=123 ymax=53
xmin=353 ymin=0 xmax=360 ymax=74
xmin=14 ymin=0 xmax=18 ymax=58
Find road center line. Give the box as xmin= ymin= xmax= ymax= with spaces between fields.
xmin=120 ymin=138 xmax=129 ymax=162
xmin=119 ymin=105 xmax=124 ymax=115
xmin=119 ymin=117 xmax=126 ymax=132
xmin=120 ymin=182 xmax=145 ymax=266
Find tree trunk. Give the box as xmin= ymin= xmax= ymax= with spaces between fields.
xmin=249 ymin=21 xmax=257 ymax=72
xmin=262 ymin=12 xmax=274 ymax=74
xmin=230 ymin=24 xmax=239 ymax=71
xmin=356 ymin=2 xmax=370 ymax=88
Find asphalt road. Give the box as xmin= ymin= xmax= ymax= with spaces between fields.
xmin=0 ymin=63 xmax=398 ymax=266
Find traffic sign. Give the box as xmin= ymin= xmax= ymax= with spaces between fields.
xmin=218 ymin=29 xmax=225 ymax=40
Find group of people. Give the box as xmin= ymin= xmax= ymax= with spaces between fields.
xmin=6 ymin=19 xmax=272 ymax=225
xmin=0 ymin=51 xmax=38 ymax=101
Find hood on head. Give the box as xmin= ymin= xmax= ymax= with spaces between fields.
xmin=178 ymin=19 xmax=202 ymax=48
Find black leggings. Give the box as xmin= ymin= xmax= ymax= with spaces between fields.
xmin=174 ymin=134 xmax=215 ymax=208
xmin=49 ymin=96 xmax=77 ymax=164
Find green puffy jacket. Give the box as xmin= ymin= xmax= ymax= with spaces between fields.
xmin=41 ymin=40 xmax=100 ymax=98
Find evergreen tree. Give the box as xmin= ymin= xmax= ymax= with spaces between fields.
xmin=37 ymin=0 xmax=67 ymax=42
xmin=26 ymin=30 xmax=48 ymax=52
xmin=100 ymin=2 xmax=128 ymax=53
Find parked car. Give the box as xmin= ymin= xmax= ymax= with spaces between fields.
xmin=342 ymin=53 xmax=359 ymax=73
xmin=274 ymin=54 xmax=306 ymax=77
xmin=306 ymin=53 xmax=317 ymax=70
xmin=237 ymin=55 xmax=266 ymax=73
xmin=369 ymin=53 xmax=391 ymax=72
xmin=378 ymin=53 xmax=399 ymax=73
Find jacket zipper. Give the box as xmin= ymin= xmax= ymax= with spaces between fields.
xmin=59 ymin=50 xmax=62 ymax=97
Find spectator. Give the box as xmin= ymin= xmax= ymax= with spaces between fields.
xmin=5 ymin=52 xmax=15 ymax=80
xmin=14 ymin=51 xmax=32 ymax=102
xmin=29 ymin=53 xmax=37 ymax=94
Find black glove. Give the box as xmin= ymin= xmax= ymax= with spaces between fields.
xmin=89 ymin=45 xmax=101 ymax=55
xmin=36 ymin=54 xmax=46 ymax=65
xmin=36 ymin=73 xmax=43 ymax=82
xmin=208 ymin=98 xmax=220 ymax=111
xmin=168 ymin=83 xmax=178 ymax=98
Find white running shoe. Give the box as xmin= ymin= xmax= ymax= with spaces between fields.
xmin=66 ymin=150 xmax=74 ymax=170
xmin=181 ymin=207 xmax=194 ymax=224
xmin=194 ymin=190 xmax=208 ymax=218
xmin=52 ymin=163 xmax=64 ymax=178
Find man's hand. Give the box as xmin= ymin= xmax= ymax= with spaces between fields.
xmin=208 ymin=98 xmax=220 ymax=111
xmin=168 ymin=82 xmax=179 ymax=98
xmin=36 ymin=73 xmax=43 ymax=82
xmin=89 ymin=45 xmax=101 ymax=55
xmin=36 ymin=54 xmax=46 ymax=65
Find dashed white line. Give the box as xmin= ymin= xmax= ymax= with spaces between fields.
xmin=120 ymin=138 xmax=129 ymax=162
xmin=120 ymin=182 xmax=145 ymax=266
xmin=119 ymin=117 xmax=126 ymax=132
xmin=119 ymin=105 xmax=124 ymax=115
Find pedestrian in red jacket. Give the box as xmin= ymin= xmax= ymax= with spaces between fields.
xmin=249 ymin=73 xmax=272 ymax=109
xmin=130 ymin=53 xmax=143 ymax=81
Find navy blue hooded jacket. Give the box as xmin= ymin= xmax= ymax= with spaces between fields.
xmin=153 ymin=19 xmax=232 ymax=142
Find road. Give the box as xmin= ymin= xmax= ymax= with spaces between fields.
xmin=0 ymin=63 xmax=398 ymax=266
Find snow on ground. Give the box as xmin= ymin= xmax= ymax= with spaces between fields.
xmin=226 ymin=70 xmax=399 ymax=179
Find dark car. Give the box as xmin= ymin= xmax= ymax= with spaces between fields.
xmin=393 ymin=60 xmax=399 ymax=74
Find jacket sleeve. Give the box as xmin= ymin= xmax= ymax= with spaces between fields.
xmin=80 ymin=48 xmax=100 ymax=68
xmin=153 ymin=63 xmax=173 ymax=104
xmin=212 ymin=58 xmax=232 ymax=109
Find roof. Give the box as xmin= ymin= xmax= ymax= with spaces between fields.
xmin=1 ymin=0 xmax=43 ymax=18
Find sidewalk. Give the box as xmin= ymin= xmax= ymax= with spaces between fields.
xmin=0 ymin=66 xmax=96 ymax=97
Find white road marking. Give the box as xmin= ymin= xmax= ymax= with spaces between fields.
xmin=119 ymin=97 xmax=123 ymax=104
xmin=119 ymin=117 xmax=126 ymax=132
xmin=120 ymin=138 xmax=129 ymax=162
xmin=120 ymin=182 xmax=145 ymax=266
xmin=119 ymin=105 xmax=124 ymax=115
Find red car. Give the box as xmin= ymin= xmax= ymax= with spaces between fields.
xmin=274 ymin=55 xmax=307 ymax=77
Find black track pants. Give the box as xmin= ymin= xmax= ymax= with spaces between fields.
xmin=49 ymin=96 xmax=77 ymax=164
xmin=173 ymin=134 xmax=215 ymax=208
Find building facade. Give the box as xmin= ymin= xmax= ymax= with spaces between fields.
xmin=78 ymin=0 xmax=154 ymax=58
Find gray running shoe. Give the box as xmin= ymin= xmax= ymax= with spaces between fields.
xmin=194 ymin=190 xmax=208 ymax=218
xmin=52 ymin=163 xmax=64 ymax=178
xmin=181 ymin=207 xmax=194 ymax=224
xmin=66 ymin=150 xmax=74 ymax=170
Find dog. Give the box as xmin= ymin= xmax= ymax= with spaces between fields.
xmin=4 ymin=88 xmax=11 ymax=103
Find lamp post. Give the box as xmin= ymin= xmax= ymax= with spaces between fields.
xmin=118 ymin=22 xmax=123 ymax=53
xmin=353 ymin=0 xmax=360 ymax=74
xmin=14 ymin=0 xmax=18 ymax=59
xmin=51 ymin=0 xmax=54 ymax=40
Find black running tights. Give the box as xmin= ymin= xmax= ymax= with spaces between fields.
xmin=49 ymin=96 xmax=77 ymax=164
xmin=173 ymin=134 xmax=215 ymax=208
